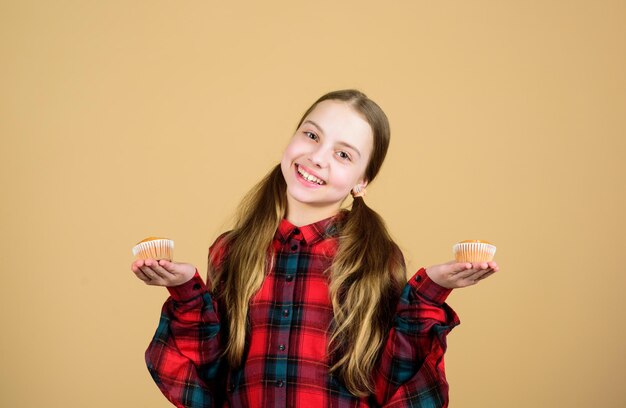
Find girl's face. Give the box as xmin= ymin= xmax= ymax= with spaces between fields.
xmin=280 ymin=100 xmax=374 ymax=218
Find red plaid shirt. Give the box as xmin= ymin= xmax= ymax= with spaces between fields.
xmin=145 ymin=214 xmax=460 ymax=407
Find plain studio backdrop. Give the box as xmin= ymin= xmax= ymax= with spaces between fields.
xmin=1 ymin=1 xmax=625 ymax=407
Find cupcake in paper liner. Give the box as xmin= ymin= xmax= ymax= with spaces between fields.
xmin=453 ymin=240 xmax=496 ymax=263
xmin=132 ymin=237 xmax=174 ymax=261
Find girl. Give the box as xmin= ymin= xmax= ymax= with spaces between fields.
xmin=132 ymin=89 xmax=499 ymax=407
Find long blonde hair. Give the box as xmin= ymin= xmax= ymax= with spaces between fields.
xmin=208 ymin=90 xmax=406 ymax=396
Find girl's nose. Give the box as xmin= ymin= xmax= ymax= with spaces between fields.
xmin=308 ymin=150 xmax=329 ymax=168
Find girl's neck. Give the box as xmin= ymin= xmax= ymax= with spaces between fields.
xmin=285 ymin=197 xmax=343 ymax=227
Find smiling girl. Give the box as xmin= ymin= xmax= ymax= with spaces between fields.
xmin=132 ymin=89 xmax=498 ymax=407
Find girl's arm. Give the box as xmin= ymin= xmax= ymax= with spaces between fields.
xmin=373 ymin=267 xmax=458 ymax=407
xmin=373 ymin=261 xmax=498 ymax=407
xmin=144 ymin=271 xmax=223 ymax=408
xmin=135 ymin=237 xmax=229 ymax=408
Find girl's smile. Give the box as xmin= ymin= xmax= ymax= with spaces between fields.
xmin=295 ymin=164 xmax=326 ymax=186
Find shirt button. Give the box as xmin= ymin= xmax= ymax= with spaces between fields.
xmin=276 ymin=380 xmax=284 ymax=388
xmin=193 ymin=283 xmax=201 ymax=290
xmin=278 ymin=344 xmax=286 ymax=351
xmin=415 ymin=275 xmax=422 ymax=282
xmin=293 ymin=228 xmax=300 ymax=235
xmin=286 ymin=275 xmax=294 ymax=282
xmin=282 ymin=309 xmax=290 ymax=317
xmin=290 ymin=244 xmax=298 ymax=251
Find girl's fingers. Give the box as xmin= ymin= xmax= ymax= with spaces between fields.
xmin=454 ymin=268 xmax=479 ymax=280
xmin=131 ymin=259 xmax=146 ymax=272
xmin=472 ymin=268 xmax=493 ymax=281
xmin=450 ymin=262 xmax=472 ymax=274
xmin=143 ymin=259 xmax=168 ymax=278
xmin=471 ymin=262 xmax=489 ymax=270
xmin=147 ymin=262 xmax=175 ymax=280
xmin=158 ymin=259 xmax=178 ymax=274
xmin=139 ymin=265 xmax=162 ymax=282
xmin=132 ymin=260 xmax=155 ymax=283
xmin=474 ymin=270 xmax=495 ymax=283
xmin=464 ymin=269 xmax=496 ymax=286
xmin=483 ymin=270 xmax=495 ymax=279
xmin=134 ymin=269 xmax=152 ymax=282
xmin=454 ymin=267 xmax=491 ymax=282
xmin=141 ymin=261 xmax=171 ymax=283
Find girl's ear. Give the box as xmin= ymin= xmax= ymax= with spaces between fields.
xmin=351 ymin=179 xmax=369 ymax=197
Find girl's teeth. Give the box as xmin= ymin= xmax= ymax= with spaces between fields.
xmin=298 ymin=166 xmax=324 ymax=185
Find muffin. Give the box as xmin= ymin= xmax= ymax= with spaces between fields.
xmin=453 ymin=240 xmax=496 ymax=263
xmin=132 ymin=237 xmax=174 ymax=261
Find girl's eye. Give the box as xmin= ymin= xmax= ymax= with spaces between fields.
xmin=337 ymin=151 xmax=351 ymax=161
xmin=305 ymin=131 xmax=319 ymax=141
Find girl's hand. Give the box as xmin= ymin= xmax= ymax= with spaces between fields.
xmin=131 ymin=259 xmax=197 ymax=287
xmin=425 ymin=261 xmax=499 ymax=289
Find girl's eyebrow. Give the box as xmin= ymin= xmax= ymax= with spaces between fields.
xmin=303 ymin=120 xmax=362 ymax=158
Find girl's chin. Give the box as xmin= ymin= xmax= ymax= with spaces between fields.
xmin=286 ymin=187 xmax=348 ymax=208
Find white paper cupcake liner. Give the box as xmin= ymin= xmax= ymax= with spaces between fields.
xmin=132 ymin=239 xmax=174 ymax=261
xmin=453 ymin=242 xmax=496 ymax=262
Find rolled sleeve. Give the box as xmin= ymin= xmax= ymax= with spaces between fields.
xmin=407 ymin=267 xmax=452 ymax=305
xmin=167 ymin=271 xmax=209 ymax=302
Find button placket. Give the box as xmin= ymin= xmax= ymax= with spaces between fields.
xmin=272 ymin=236 xmax=300 ymax=399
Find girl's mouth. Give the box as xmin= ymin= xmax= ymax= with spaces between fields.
xmin=296 ymin=164 xmax=326 ymax=186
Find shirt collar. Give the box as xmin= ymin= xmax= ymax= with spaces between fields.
xmin=275 ymin=210 xmax=347 ymax=245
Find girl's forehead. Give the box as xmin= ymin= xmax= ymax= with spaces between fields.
xmin=303 ymin=100 xmax=373 ymax=143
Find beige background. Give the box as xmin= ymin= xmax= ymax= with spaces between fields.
xmin=2 ymin=1 xmax=625 ymax=407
